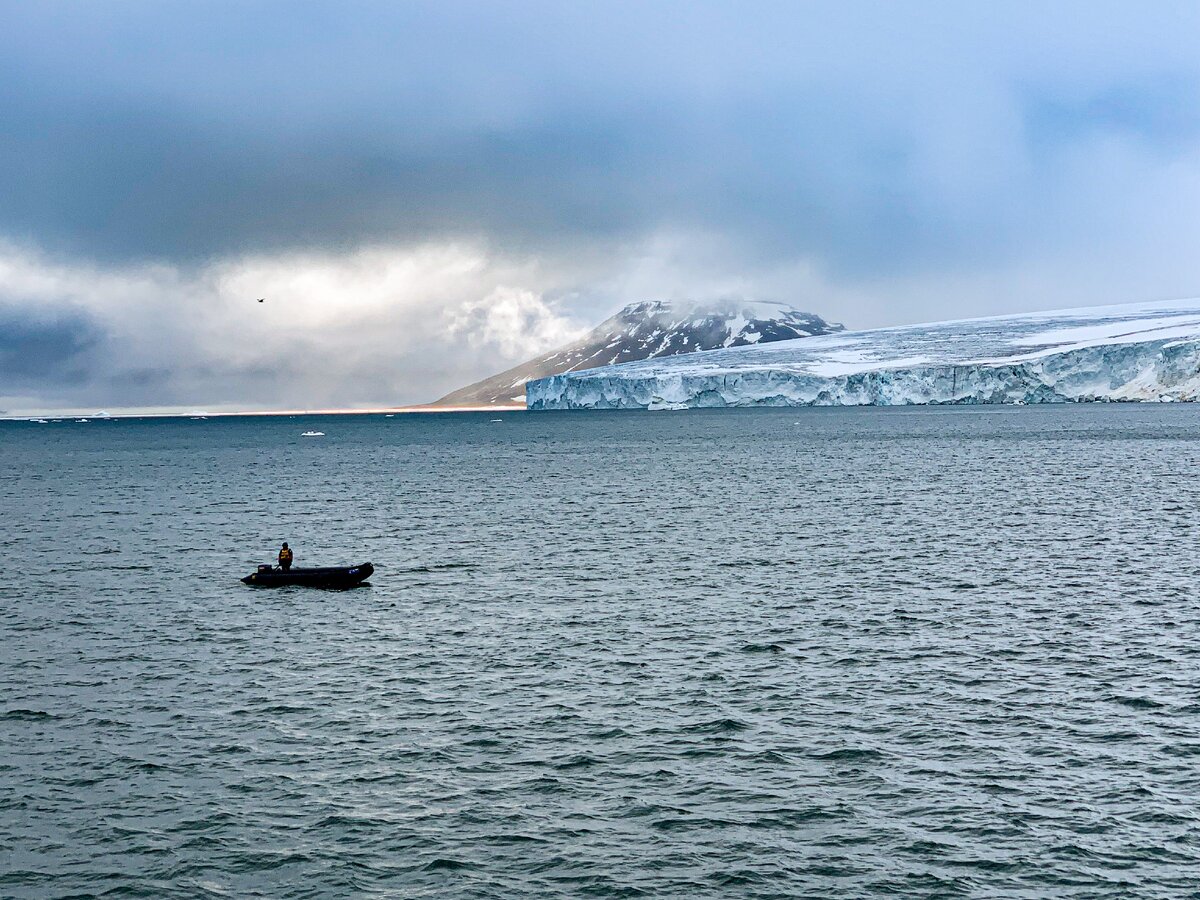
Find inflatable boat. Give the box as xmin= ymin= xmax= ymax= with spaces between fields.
xmin=241 ymin=562 xmax=374 ymax=588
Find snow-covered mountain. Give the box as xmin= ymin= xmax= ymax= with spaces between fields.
xmin=431 ymin=299 xmax=843 ymax=407
xmin=527 ymin=299 xmax=1200 ymax=409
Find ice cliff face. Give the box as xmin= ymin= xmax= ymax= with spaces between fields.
xmin=526 ymin=299 xmax=1200 ymax=410
xmin=431 ymin=299 xmax=842 ymax=407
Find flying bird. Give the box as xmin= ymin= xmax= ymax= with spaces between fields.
xmin=257 ymin=298 xmax=265 ymax=303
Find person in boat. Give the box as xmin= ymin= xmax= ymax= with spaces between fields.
xmin=278 ymin=542 xmax=293 ymax=571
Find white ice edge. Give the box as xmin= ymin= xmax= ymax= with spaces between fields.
xmin=526 ymin=298 xmax=1200 ymax=410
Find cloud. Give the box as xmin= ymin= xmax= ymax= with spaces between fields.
xmin=3 ymin=1 xmax=1200 ymax=274
xmin=446 ymin=287 xmax=586 ymax=359
xmin=0 ymin=308 xmax=100 ymax=382
xmin=4 ymin=2 xmax=1200 ymax=411
xmin=0 ymin=240 xmax=589 ymax=413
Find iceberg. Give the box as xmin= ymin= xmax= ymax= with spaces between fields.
xmin=526 ymin=298 xmax=1200 ymax=410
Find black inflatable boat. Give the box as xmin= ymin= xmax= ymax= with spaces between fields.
xmin=241 ymin=562 xmax=374 ymax=588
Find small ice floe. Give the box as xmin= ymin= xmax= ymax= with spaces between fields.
xmin=384 ymin=414 xmax=395 ymax=417
xmin=31 ymin=418 xmax=49 ymax=424
xmin=490 ymin=418 xmax=503 ymax=422
xmin=301 ymin=430 xmax=325 ymax=437
xmin=75 ymin=418 xmax=90 ymax=423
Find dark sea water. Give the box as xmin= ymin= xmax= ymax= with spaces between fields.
xmin=3 ymin=406 xmax=1200 ymax=898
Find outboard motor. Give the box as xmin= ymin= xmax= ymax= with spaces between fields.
xmin=257 ymin=564 xmax=274 ymax=573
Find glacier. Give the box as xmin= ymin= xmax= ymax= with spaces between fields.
xmin=525 ymin=299 xmax=1200 ymax=410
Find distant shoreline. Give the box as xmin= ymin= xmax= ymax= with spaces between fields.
xmin=0 ymin=404 xmax=526 ymax=421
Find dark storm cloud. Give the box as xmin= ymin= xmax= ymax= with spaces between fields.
xmin=0 ymin=307 xmax=102 ymax=384
xmin=0 ymin=88 xmax=659 ymax=261
xmin=4 ymin=0 xmax=1199 ymax=277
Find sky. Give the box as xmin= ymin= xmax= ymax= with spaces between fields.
xmin=3 ymin=0 xmax=1200 ymax=414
